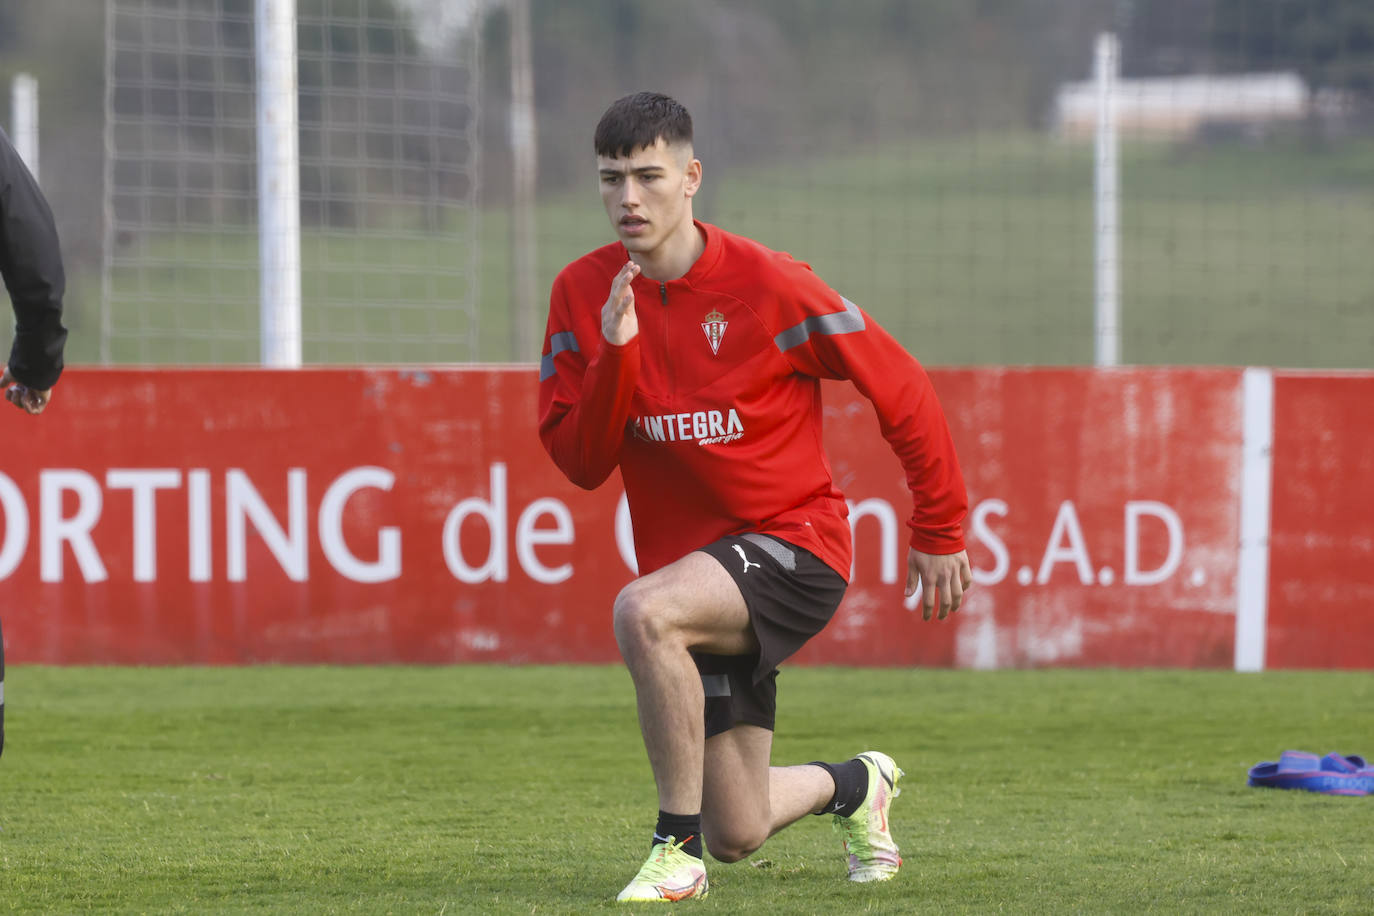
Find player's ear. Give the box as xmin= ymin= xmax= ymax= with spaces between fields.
xmin=684 ymin=157 xmax=702 ymax=199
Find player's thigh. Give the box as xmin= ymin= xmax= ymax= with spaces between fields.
xmin=701 ymin=724 xmax=773 ymax=859
xmin=615 ymin=550 xmax=756 ymax=656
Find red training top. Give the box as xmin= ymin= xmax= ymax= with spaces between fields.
xmin=538 ymin=221 xmax=967 ymax=580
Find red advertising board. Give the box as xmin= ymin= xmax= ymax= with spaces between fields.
xmin=2 ymin=368 xmax=621 ymax=665
xmin=1266 ymin=373 xmax=1374 ymax=669
xmin=0 ymin=367 xmax=1252 ymax=669
xmin=809 ymin=368 xmax=1244 ymax=668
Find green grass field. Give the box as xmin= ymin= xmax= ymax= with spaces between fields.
xmin=2 ymin=665 xmax=1371 ymax=913
xmin=65 ymin=132 xmax=1374 ymax=370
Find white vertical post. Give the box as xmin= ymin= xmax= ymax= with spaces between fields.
xmin=509 ymin=0 xmax=538 ymax=361
xmin=1235 ymin=368 xmax=1275 ymax=672
xmin=255 ymin=0 xmax=302 ymax=368
xmin=1093 ymin=32 xmax=1120 ymax=368
xmin=10 ymin=73 xmax=39 ymax=181
xmin=100 ymin=0 xmax=116 ymax=365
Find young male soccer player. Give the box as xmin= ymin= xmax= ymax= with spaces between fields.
xmin=0 ymin=126 xmax=70 ymax=759
xmin=538 ymin=92 xmax=972 ymax=902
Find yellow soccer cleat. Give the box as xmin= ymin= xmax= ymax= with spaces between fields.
xmin=834 ymin=751 xmax=904 ymax=882
xmin=616 ymin=835 xmax=709 ymax=903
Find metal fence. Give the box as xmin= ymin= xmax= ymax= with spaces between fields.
xmin=1 ymin=0 xmax=1370 ymax=369
xmin=100 ymin=0 xmax=481 ymax=364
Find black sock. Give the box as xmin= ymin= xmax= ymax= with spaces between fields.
xmin=654 ymin=811 xmax=703 ymax=859
xmin=809 ymin=758 xmax=869 ymax=817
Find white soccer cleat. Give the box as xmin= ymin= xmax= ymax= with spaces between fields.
xmin=834 ymin=751 xmax=904 ymax=882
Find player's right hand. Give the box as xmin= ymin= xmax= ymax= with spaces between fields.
xmin=602 ymin=260 xmax=640 ymax=345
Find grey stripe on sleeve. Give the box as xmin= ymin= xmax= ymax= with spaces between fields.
xmin=539 ymin=331 xmax=580 ymax=381
xmin=773 ymin=296 xmax=866 ymax=353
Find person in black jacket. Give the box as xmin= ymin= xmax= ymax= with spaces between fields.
xmin=0 ymin=125 xmax=67 ymax=414
xmin=0 ymin=124 xmax=68 ymax=759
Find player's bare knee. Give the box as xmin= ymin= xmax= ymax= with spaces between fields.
xmin=612 ymin=581 xmax=673 ymax=653
xmin=703 ymin=826 xmax=766 ymax=864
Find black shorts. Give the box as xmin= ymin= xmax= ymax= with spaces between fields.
xmin=693 ymin=534 xmax=847 ymax=738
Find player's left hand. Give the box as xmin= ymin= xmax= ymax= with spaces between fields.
xmin=905 ymin=548 xmax=972 ymax=621
xmin=2 ymin=365 xmax=53 ymax=415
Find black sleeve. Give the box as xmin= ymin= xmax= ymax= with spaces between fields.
xmin=0 ymin=127 xmax=67 ymax=390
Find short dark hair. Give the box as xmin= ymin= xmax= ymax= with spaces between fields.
xmin=593 ymin=92 xmax=693 ymax=159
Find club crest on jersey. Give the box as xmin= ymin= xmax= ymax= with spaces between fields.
xmin=701 ymin=309 xmax=727 ymax=355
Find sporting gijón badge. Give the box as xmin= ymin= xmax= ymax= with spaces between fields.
xmin=701 ymin=309 xmax=727 ymax=355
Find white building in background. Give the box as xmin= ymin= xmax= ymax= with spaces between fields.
xmin=1054 ymin=71 xmax=1309 ymax=139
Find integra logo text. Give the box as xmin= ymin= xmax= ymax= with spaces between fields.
xmin=633 ymin=409 xmax=744 ymax=446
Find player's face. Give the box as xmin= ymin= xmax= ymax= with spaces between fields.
xmin=597 ymin=139 xmax=701 ymax=255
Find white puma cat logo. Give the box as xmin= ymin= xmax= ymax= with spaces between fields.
xmin=732 ymin=544 xmax=762 ymax=574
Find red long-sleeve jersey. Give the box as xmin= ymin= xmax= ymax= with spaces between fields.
xmin=538 ymin=221 xmax=966 ymax=579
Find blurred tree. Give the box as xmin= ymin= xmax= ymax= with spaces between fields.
xmin=1118 ymin=0 xmax=1223 ymax=75
xmin=512 ymin=0 xmax=1111 ymax=199
xmin=1212 ymin=0 xmax=1374 ymax=111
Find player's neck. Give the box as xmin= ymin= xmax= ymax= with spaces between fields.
xmin=631 ymin=219 xmax=705 ymax=283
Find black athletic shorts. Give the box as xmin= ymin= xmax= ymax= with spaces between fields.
xmin=693 ymin=533 xmax=847 ymax=738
